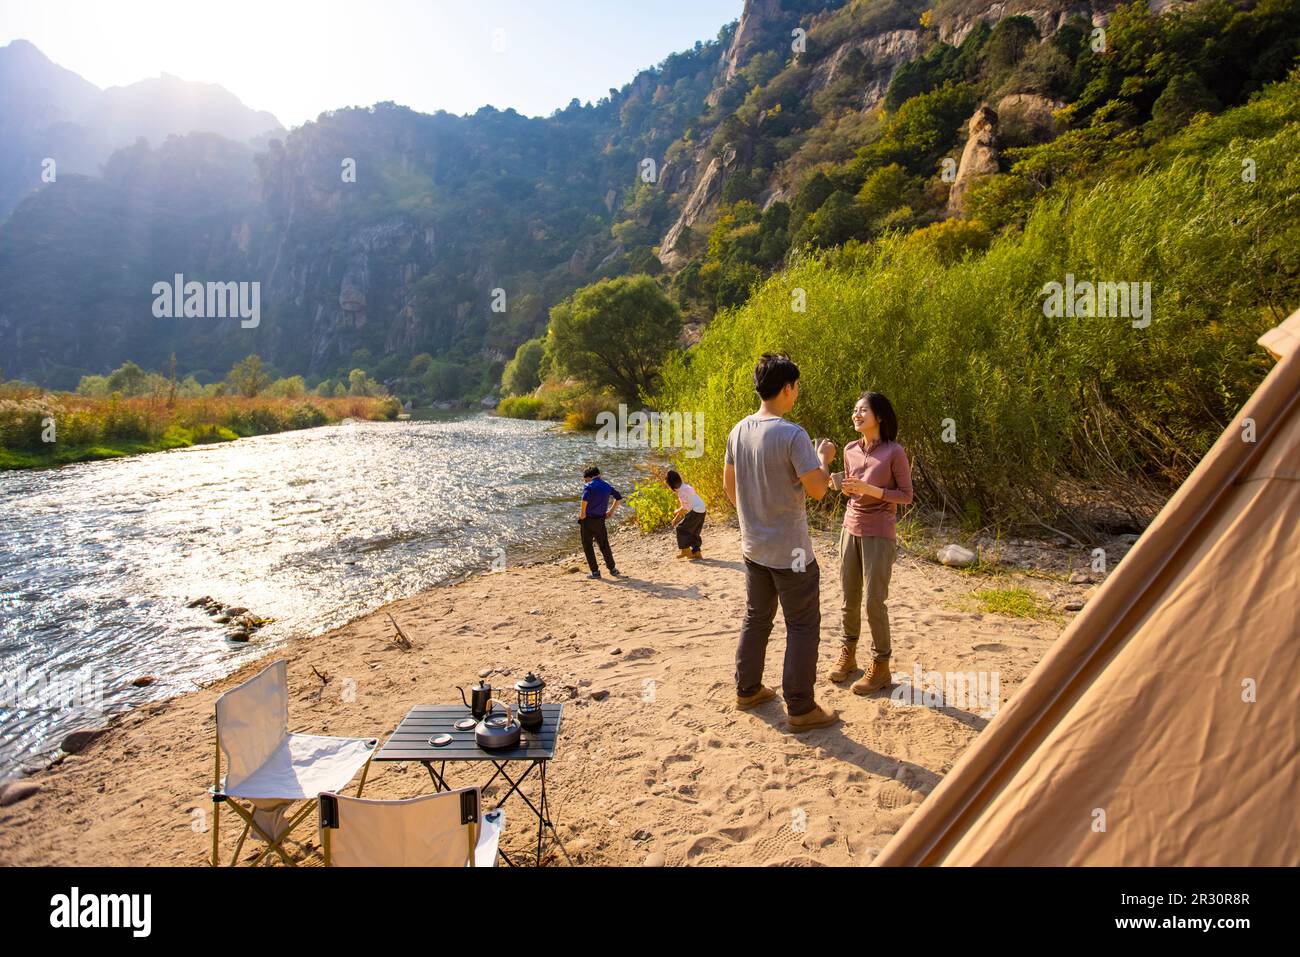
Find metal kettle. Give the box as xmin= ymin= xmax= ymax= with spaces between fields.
xmin=474 ymin=698 xmax=521 ymax=750
xmin=457 ymin=680 xmax=492 ymax=719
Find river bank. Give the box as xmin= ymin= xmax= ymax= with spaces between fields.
xmin=0 ymin=521 xmax=1104 ymax=866
xmin=0 ymin=391 xmax=401 ymax=471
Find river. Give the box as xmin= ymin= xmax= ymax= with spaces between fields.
xmin=0 ymin=413 xmax=645 ymax=777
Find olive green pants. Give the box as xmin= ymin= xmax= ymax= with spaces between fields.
xmin=838 ymin=527 xmax=897 ymax=660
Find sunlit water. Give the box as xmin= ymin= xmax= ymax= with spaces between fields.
xmin=0 ymin=413 xmax=645 ymax=777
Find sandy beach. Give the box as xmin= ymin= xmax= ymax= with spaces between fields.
xmin=0 ymin=520 xmax=1092 ymax=866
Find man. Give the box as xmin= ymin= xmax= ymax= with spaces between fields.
xmin=724 ymin=353 xmax=839 ymax=732
xmin=578 ymin=465 xmax=622 ymax=579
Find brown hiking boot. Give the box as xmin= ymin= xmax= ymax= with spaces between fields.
xmin=852 ymin=657 xmax=893 ymax=695
xmin=829 ymin=643 xmax=858 ymax=682
xmin=736 ymin=686 xmax=777 ymax=710
xmin=676 ymin=547 xmax=692 ymax=559
xmin=787 ymin=703 xmax=840 ymax=733
xmin=689 ymin=549 xmax=703 ymax=560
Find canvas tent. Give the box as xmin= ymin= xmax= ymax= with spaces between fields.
xmin=875 ymin=310 xmax=1300 ymax=866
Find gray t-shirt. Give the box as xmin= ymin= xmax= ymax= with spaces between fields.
xmin=725 ymin=414 xmax=821 ymax=569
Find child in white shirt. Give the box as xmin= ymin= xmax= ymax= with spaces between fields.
xmin=666 ymin=469 xmax=707 ymax=560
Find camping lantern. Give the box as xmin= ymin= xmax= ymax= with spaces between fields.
xmin=515 ymin=672 xmax=545 ymax=730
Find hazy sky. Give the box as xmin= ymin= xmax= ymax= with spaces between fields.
xmin=1 ymin=0 xmax=743 ymax=128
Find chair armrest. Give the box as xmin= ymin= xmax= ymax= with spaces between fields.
xmin=474 ymin=809 xmax=504 ymax=867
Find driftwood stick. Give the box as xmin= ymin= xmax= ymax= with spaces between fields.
xmin=387 ymin=613 xmax=414 ymax=650
xmin=1036 ymin=521 xmax=1086 ymax=548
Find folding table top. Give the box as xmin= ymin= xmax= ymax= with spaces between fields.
xmin=375 ymin=703 xmax=563 ymax=762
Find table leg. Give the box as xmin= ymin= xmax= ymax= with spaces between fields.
xmin=536 ymin=761 xmax=546 ymax=866
xmin=422 ymin=761 xmax=450 ymax=792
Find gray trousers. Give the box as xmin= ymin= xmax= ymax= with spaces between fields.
xmin=839 ymin=527 xmax=897 ymax=660
xmin=736 ymin=557 xmax=821 ymax=716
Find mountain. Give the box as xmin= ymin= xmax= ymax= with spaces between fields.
xmin=0 ymin=39 xmax=282 ymax=220
xmin=2 ymin=0 xmax=1298 ymax=399
xmin=0 ymin=33 xmax=731 ymax=391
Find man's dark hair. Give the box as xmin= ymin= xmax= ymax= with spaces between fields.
xmin=753 ymin=353 xmax=800 ymax=400
xmin=859 ymin=391 xmax=899 ymax=443
xmin=583 ymin=466 xmax=601 ymax=479
xmin=665 ymin=469 xmax=682 ymax=489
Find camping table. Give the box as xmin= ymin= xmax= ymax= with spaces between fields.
xmin=374 ymin=703 xmax=565 ymax=866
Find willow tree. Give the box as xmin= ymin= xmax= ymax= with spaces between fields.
xmin=545 ymin=274 xmax=682 ymax=404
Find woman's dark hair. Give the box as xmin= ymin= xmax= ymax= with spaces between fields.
xmin=665 ymin=470 xmax=682 ymax=489
xmin=753 ymin=353 xmax=800 ymax=400
xmin=859 ymin=391 xmax=898 ymax=443
xmin=583 ymin=466 xmax=601 ymax=479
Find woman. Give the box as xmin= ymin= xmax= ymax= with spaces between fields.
xmin=828 ymin=391 xmax=913 ymax=694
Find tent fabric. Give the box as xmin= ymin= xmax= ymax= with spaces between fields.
xmin=322 ymin=788 xmax=504 ymax=867
xmin=1259 ymin=308 xmax=1300 ymax=360
xmin=215 ymin=660 xmax=375 ymax=839
xmin=875 ymin=314 xmax=1300 ymax=866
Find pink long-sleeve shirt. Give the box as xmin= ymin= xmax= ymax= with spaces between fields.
xmin=832 ymin=438 xmax=914 ymax=539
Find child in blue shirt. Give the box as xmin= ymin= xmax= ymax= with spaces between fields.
xmin=579 ymin=465 xmax=622 ymax=578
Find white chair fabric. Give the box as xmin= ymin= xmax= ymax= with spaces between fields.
xmin=322 ymin=788 xmax=504 ymax=867
xmin=215 ymin=660 xmax=375 ymax=840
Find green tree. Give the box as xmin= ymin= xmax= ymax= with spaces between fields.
xmin=501 ymin=338 xmax=545 ymax=395
xmin=1148 ymin=73 xmax=1221 ymax=138
xmin=546 ymin=274 xmax=683 ymax=403
xmin=857 ymin=163 xmax=922 ymax=225
xmin=76 ymin=374 xmax=110 ymax=396
xmin=105 ymin=361 xmax=148 ymax=396
xmin=266 ymin=375 xmax=307 ymax=397
xmin=348 ymin=368 xmax=383 ymax=397
xmin=227 ymin=355 xmax=270 ymax=397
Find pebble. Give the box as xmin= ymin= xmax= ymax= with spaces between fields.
xmin=0 ymin=780 xmax=41 ymax=807
xmin=1064 ymin=600 xmax=1086 ymax=612
xmin=130 ymin=675 xmax=157 ymax=688
xmin=1068 ymin=570 xmax=1091 ymax=584
xmin=60 ymin=728 xmax=105 ymax=754
xmin=590 ymin=689 xmax=610 ymax=701
xmin=643 ymin=851 xmax=666 ymax=867
xmin=226 ymin=629 xmax=251 ymax=642
xmin=478 ymin=667 xmax=492 ymax=678
xmin=609 ymin=647 xmax=622 ymax=655
xmin=937 ymin=544 xmax=978 ymax=567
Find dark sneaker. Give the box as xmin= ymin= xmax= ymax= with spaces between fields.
xmin=608 ymin=567 xmax=621 ymax=577
xmin=588 ymin=572 xmax=602 ymax=579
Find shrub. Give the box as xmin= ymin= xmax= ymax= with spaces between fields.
xmin=656 ymin=78 xmax=1300 ymax=530
xmin=497 ymin=395 xmax=544 ymax=419
xmin=625 ymin=476 xmax=679 ymax=533
xmin=287 ymin=403 xmax=329 ymax=429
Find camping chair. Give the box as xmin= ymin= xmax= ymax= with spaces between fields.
xmin=210 ymin=659 xmax=377 ymax=866
xmin=318 ymin=787 xmax=504 ymax=866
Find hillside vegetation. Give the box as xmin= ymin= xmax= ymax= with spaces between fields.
xmin=655 ymin=71 xmax=1300 ymax=532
